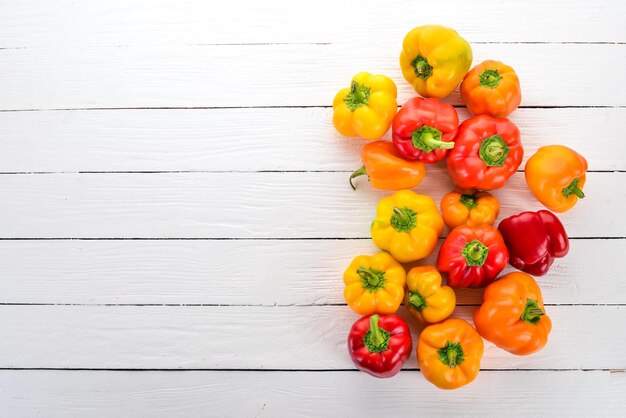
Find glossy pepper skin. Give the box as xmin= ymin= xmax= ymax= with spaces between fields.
xmin=417 ymin=318 xmax=484 ymax=390
xmin=400 ymin=25 xmax=472 ymax=99
xmin=440 ymin=189 xmax=500 ymax=229
xmin=343 ymin=252 xmax=406 ymax=315
xmin=460 ymin=60 xmax=521 ymax=118
xmin=392 ymin=97 xmax=459 ymax=163
xmin=349 ymin=141 xmax=426 ymax=190
xmin=372 ymin=190 xmax=444 ymax=263
xmin=333 ymin=72 xmax=398 ymax=140
xmin=404 ymin=266 xmax=456 ymax=324
xmin=348 ymin=314 xmax=412 ymax=378
xmin=446 ymin=115 xmax=523 ymax=190
xmin=525 ymin=145 xmax=588 ymax=213
xmin=474 ymin=272 xmax=552 ymax=355
xmin=498 ymin=210 xmax=569 ymax=276
xmin=437 ymin=225 xmax=509 ymax=288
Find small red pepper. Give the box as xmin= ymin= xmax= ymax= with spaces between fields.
xmin=347 ymin=314 xmax=412 ymax=378
xmin=446 ymin=114 xmax=523 ymax=190
xmin=437 ymin=225 xmax=509 ymax=288
xmin=392 ymin=97 xmax=459 ymax=163
xmin=498 ymin=210 xmax=569 ymax=276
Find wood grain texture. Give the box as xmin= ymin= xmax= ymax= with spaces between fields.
xmin=1 ymin=107 xmax=624 ymax=172
xmin=1 ymin=370 xmax=625 ymax=418
xmin=0 ymin=305 xmax=624 ymax=370
xmin=0 ymin=171 xmax=621 ymax=238
xmin=2 ymin=43 xmax=625 ymax=110
xmin=1 ymin=239 xmax=623 ymax=305
xmin=1 ymin=0 xmax=624 ymax=47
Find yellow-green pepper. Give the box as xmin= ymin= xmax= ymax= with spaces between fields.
xmin=400 ymin=25 xmax=472 ymax=98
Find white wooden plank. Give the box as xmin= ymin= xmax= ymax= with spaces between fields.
xmin=1 ymin=370 xmax=625 ymax=417
xmin=2 ymin=43 xmax=625 ymax=110
xmin=0 ymin=172 xmax=621 ymax=238
xmin=0 ymin=239 xmax=623 ymax=305
xmin=0 ymin=305 xmax=623 ymax=370
xmin=1 ymin=107 xmax=623 ymax=172
xmin=1 ymin=0 xmax=624 ymax=47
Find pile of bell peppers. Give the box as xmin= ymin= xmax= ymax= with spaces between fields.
xmin=334 ymin=24 xmax=588 ymax=390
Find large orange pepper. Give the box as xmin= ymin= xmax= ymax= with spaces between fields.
xmin=349 ymin=141 xmax=426 ymax=190
xmin=474 ymin=272 xmax=552 ymax=355
xmin=440 ymin=189 xmax=500 ymax=229
xmin=404 ymin=266 xmax=456 ymax=324
xmin=525 ymin=145 xmax=588 ymax=213
xmin=343 ymin=252 xmax=406 ymax=315
xmin=417 ymin=318 xmax=484 ymax=390
xmin=460 ymin=60 xmax=521 ymax=118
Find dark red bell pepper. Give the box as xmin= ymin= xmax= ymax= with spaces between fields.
xmin=437 ymin=225 xmax=509 ymax=288
xmin=392 ymin=97 xmax=459 ymax=163
xmin=347 ymin=314 xmax=412 ymax=378
xmin=498 ymin=210 xmax=569 ymax=276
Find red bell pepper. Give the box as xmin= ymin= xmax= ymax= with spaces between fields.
xmin=498 ymin=210 xmax=569 ymax=276
xmin=437 ymin=225 xmax=509 ymax=288
xmin=392 ymin=97 xmax=459 ymax=163
xmin=446 ymin=114 xmax=523 ymax=190
xmin=347 ymin=314 xmax=412 ymax=378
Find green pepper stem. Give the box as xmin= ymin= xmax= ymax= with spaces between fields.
xmin=408 ymin=290 xmax=427 ymax=312
xmin=479 ymin=69 xmax=502 ymax=88
xmin=562 ymin=178 xmax=585 ymax=199
xmin=461 ymin=240 xmax=489 ymax=267
xmin=411 ymin=126 xmax=453 ymax=152
xmin=521 ymin=299 xmax=545 ymax=324
xmin=460 ymin=193 xmax=478 ymax=210
xmin=343 ymin=81 xmax=371 ymax=111
xmin=349 ymin=165 xmax=367 ymax=190
xmin=437 ymin=341 xmax=465 ymax=368
xmin=411 ymin=55 xmax=433 ymax=80
xmin=362 ymin=314 xmax=391 ymax=353
xmin=479 ymin=134 xmax=509 ymax=167
xmin=356 ymin=266 xmax=386 ymax=291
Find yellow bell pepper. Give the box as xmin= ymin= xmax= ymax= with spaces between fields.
xmin=343 ymin=252 xmax=406 ymax=315
xmin=333 ymin=72 xmax=398 ymax=140
xmin=400 ymin=25 xmax=472 ymax=98
xmin=404 ymin=266 xmax=456 ymax=324
xmin=371 ymin=190 xmax=444 ymax=263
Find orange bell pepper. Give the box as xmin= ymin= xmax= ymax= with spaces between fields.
xmin=350 ymin=141 xmax=426 ymax=190
xmin=460 ymin=60 xmax=521 ymax=118
xmin=440 ymin=189 xmax=500 ymax=229
xmin=417 ymin=318 xmax=484 ymax=390
xmin=474 ymin=272 xmax=552 ymax=355
xmin=525 ymin=145 xmax=588 ymax=213
xmin=343 ymin=252 xmax=406 ymax=315
xmin=404 ymin=266 xmax=456 ymax=324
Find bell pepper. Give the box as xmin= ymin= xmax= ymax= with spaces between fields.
xmin=371 ymin=190 xmax=444 ymax=263
xmin=349 ymin=141 xmax=426 ymax=190
xmin=437 ymin=225 xmax=509 ymax=288
xmin=400 ymin=25 xmax=472 ymax=98
xmin=333 ymin=72 xmax=398 ymax=140
xmin=498 ymin=210 xmax=569 ymax=276
xmin=348 ymin=314 xmax=412 ymax=378
xmin=440 ymin=189 xmax=500 ymax=229
xmin=474 ymin=272 xmax=552 ymax=355
xmin=404 ymin=266 xmax=456 ymax=324
xmin=446 ymin=115 xmax=523 ymax=190
xmin=525 ymin=145 xmax=588 ymax=213
xmin=417 ymin=318 xmax=484 ymax=390
xmin=460 ymin=60 xmax=522 ymax=118
xmin=343 ymin=252 xmax=406 ymax=315
xmin=391 ymin=97 xmax=459 ymax=163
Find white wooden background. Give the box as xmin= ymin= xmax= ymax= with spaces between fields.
xmin=1 ymin=0 xmax=625 ymax=416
